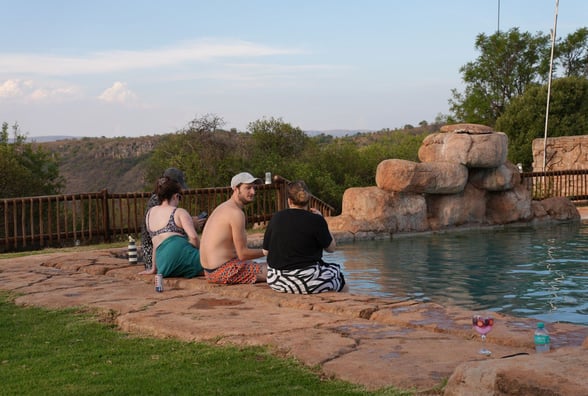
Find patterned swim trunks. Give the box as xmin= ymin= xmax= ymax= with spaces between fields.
xmin=204 ymin=257 xmax=264 ymax=284
xmin=267 ymin=262 xmax=346 ymax=294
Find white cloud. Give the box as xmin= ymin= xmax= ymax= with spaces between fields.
xmin=98 ymin=82 xmax=138 ymax=104
xmin=0 ymin=79 xmax=25 ymax=98
xmin=31 ymin=86 xmax=80 ymax=101
xmin=0 ymin=79 xmax=80 ymax=102
xmin=0 ymin=39 xmax=304 ymax=76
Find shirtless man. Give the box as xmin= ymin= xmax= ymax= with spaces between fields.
xmin=199 ymin=172 xmax=267 ymax=284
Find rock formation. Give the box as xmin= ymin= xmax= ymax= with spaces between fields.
xmin=327 ymin=123 xmax=580 ymax=238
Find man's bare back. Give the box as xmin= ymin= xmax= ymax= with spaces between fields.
xmin=199 ymin=177 xmax=266 ymax=275
xmin=199 ymin=199 xmax=243 ymax=269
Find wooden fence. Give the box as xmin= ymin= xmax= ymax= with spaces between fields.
xmin=521 ymin=169 xmax=588 ymax=201
xmin=0 ymin=176 xmax=334 ymax=252
xmin=2 ymin=170 xmax=587 ymax=252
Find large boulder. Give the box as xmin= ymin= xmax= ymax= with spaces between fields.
xmin=327 ymin=186 xmax=429 ymax=234
xmin=469 ymin=161 xmax=521 ymax=192
xmin=418 ymin=131 xmax=508 ymax=168
xmin=536 ymin=197 xmax=581 ymax=221
xmin=426 ymin=183 xmax=487 ymax=229
xmin=376 ymin=159 xmax=468 ymax=194
xmin=328 ymin=123 xmax=581 ymax=237
xmin=340 ymin=186 xmax=397 ymax=221
xmin=530 ymin=200 xmax=550 ymax=221
xmin=485 ymin=183 xmax=533 ymax=224
xmin=444 ymin=348 xmax=588 ymax=396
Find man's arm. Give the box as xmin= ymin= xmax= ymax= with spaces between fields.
xmin=231 ymin=209 xmax=264 ymax=260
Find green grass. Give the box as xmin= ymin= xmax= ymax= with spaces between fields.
xmin=0 ymin=292 xmax=413 ymax=396
xmin=0 ymin=242 xmax=128 ymax=259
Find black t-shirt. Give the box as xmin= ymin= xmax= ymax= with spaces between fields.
xmin=263 ymin=208 xmax=333 ymax=270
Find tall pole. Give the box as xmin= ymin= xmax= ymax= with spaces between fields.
xmin=543 ymin=0 xmax=559 ymax=171
xmin=497 ymin=0 xmax=501 ymax=33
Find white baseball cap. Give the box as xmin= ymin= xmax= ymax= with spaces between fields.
xmin=230 ymin=172 xmax=262 ymax=188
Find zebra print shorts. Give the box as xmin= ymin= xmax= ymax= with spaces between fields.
xmin=267 ymin=262 xmax=346 ymax=294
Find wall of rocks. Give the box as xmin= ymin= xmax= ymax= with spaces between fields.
xmin=532 ymin=135 xmax=588 ymax=171
xmin=327 ymin=123 xmax=580 ymax=239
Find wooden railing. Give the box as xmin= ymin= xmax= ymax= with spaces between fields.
xmin=0 ymin=176 xmax=334 ymax=252
xmin=3 ymin=170 xmax=586 ymax=252
xmin=521 ymin=169 xmax=588 ymax=201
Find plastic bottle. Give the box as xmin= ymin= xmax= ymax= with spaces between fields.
xmin=534 ymin=322 xmax=550 ymax=353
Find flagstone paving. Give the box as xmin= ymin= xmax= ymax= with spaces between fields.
xmin=1 ymin=236 xmax=587 ymax=394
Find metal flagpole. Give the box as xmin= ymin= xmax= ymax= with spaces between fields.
xmin=543 ymin=0 xmax=559 ymax=171
xmin=497 ymin=0 xmax=500 ymax=33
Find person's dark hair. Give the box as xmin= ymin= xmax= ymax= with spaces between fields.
xmin=287 ymin=180 xmax=311 ymax=207
xmin=154 ymin=176 xmax=182 ymax=203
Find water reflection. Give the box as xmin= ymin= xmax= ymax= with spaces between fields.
xmin=331 ymin=222 xmax=588 ymax=325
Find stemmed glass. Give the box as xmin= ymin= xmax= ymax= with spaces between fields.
xmin=472 ymin=314 xmax=494 ymax=356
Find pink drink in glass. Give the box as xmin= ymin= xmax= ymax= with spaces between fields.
xmin=472 ymin=315 xmax=494 ymax=355
xmin=473 ymin=316 xmax=494 ymax=334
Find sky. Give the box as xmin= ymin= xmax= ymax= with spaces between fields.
xmin=1 ymin=0 xmax=586 ymax=138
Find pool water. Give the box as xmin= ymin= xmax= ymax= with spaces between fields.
xmin=330 ymin=222 xmax=588 ymax=326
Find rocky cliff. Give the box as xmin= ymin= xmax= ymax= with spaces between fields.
xmin=39 ymin=136 xmax=162 ymax=194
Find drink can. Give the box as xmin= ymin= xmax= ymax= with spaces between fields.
xmin=155 ymin=274 xmax=164 ymax=292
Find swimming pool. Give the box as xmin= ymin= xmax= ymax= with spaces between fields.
xmin=330 ymin=221 xmax=588 ymax=326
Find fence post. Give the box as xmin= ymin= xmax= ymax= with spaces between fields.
xmin=101 ymin=189 xmax=111 ymax=243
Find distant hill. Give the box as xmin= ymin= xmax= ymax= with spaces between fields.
xmin=29 ymin=135 xmax=80 ymax=143
xmin=39 ymin=136 xmax=162 ymax=194
xmin=305 ymin=129 xmax=373 ymax=137
xmin=36 ymin=125 xmax=438 ymax=195
xmin=36 ymin=130 xmax=364 ymax=194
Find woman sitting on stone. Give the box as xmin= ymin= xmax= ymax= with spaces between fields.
xmin=262 ymin=180 xmax=347 ymax=293
xmin=139 ymin=176 xmax=203 ymax=278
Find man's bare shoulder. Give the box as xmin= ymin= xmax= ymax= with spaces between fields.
xmin=205 ymin=200 xmax=239 ymax=230
xmin=214 ymin=199 xmax=242 ymax=216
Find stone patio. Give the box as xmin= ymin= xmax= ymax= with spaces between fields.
xmin=1 ymin=239 xmax=587 ymax=394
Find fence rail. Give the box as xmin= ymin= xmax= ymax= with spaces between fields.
xmin=2 ymin=170 xmax=586 ymax=252
xmin=521 ymin=169 xmax=588 ymax=201
xmin=0 ymin=176 xmax=334 ymax=252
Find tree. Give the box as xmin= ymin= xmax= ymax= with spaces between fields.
xmin=495 ymin=77 xmax=588 ymax=169
xmin=556 ymin=27 xmax=588 ymax=78
xmin=450 ymin=27 xmax=588 ymax=127
xmin=0 ymin=122 xmax=63 ymax=198
xmin=289 ymin=130 xmax=425 ymax=213
xmin=246 ymin=117 xmax=310 ymax=178
xmin=187 ymin=113 xmax=225 ymax=132
xmin=145 ymin=114 xmax=247 ymax=189
xmin=449 ymin=28 xmax=550 ymax=127
xmin=145 ymin=114 xmax=428 ymax=212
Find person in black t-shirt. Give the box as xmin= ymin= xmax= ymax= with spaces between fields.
xmin=262 ymin=180 xmax=347 ymax=294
